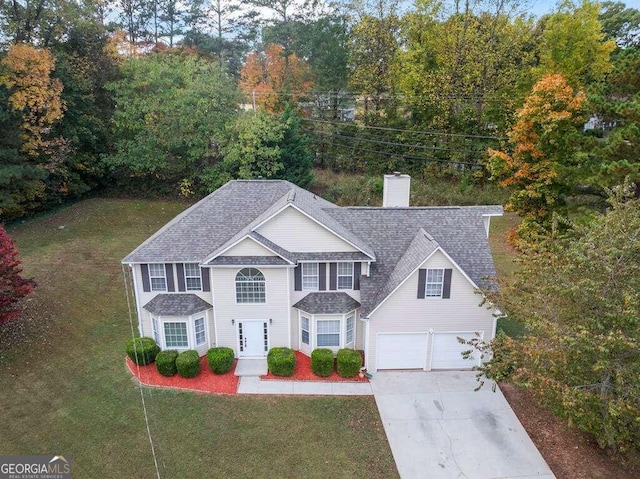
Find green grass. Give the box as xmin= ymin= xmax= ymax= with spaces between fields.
xmin=0 ymin=198 xmax=398 ymax=478
xmin=488 ymin=212 xmax=528 ymax=338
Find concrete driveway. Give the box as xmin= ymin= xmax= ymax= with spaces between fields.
xmin=371 ymin=371 xmax=555 ymax=479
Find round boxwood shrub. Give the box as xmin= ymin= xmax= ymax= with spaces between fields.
xmin=176 ymin=350 xmax=201 ymax=378
xmin=155 ymin=350 xmax=179 ymax=377
xmin=337 ymin=349 xmax=363 ymax=378
xmin=126 ymin=337 xmax=160 ymax=365
xmin=207 ymin=347 xmax=235 ymax=374
xmin=267 ymin=347 xmax=296 ymax=377
xmin=311 ymin=348 xmax=334 ymax=377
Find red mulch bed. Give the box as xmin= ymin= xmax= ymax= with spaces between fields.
xmin=261 ymin=351 xmax=368 ymax=382
xmin=126 ymin=356 xmax=239 ymax=395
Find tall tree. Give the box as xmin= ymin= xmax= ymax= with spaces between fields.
xmin=239 ymin=43 xmax=313 ymax=113
xmin=534 ymin=0 xmax=616 ymax=88
xmin=103 ymin=51 xmax=241 ymax=194
xmin=0 ymin=225 xmax=35 ymax=324
xmin=487 ymin=74 xmax=586 ymax=245
xmin=478 ymin=189 xmax=640 ymax=453
xmin=599 ymin=1 xmax=640 ymax=48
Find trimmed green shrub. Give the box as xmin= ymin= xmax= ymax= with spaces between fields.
xmin=176 ymin=350 xmax=201 ymax=378
xmin=126 ymin=337 xmax=160 ymax=365
xmin=155 ymin=350 xmax=179 ymax=377
xmin=311 ymin=348 xmax=334 ymax=377
xmin=267 ymin=347 xmax=296 ymax=377
xmin=207 ymin=347 xmax=235 ymax=374
xmin=336 ymin=349 xmax=363 ymax=378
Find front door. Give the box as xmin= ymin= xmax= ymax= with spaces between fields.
xmin=238 ymin=320 xmax=267 ymax=357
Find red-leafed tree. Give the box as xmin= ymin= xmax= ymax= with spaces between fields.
xmin=0 ymin=225 xmax=35 ymax=324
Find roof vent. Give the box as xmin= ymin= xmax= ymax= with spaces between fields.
xmin=383 ymin=173 xmax=411 ymax=207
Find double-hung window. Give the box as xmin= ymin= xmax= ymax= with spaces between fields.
xmin=236 ymin=268 xmax=266 ymax=303
xmin=149 ymin=263 xmax=167 ymax=291
xmin=337 ymin=262 xmax=353 ymax=289
xmin=164 ymin=322 xmax=188 ymax=348
xmin=301 ymin=316 xmax=310 ymax=345
xmin=302 ymin=263 xmax=319 ymax=290
xmin=425 ymin=268 xmax=444 ymax=297
xmin=317 ymin=320 xmax=340 ymax=347
xmin=346 ymin=315 xmax=354 ymax=344
xmin=152 ymin=317 xmax=160 ymax=345
xmin=194 ymin=317 xmax=206 ymax=346
xmin=184 ymin=263 xmax=202 ymax=291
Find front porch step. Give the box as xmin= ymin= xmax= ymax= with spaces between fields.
xmin=235 ymin=359 xmax=268 ymax=377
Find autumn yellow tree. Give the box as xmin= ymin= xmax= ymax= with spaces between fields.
xmin=0 ymin=44 xmax=65 ymax=157
xmin=239 ymin=44 xmax=313 ymax=113
xmin=487 ymin=74 xmax=586 ymax=245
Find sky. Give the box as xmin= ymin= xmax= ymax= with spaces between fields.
xmin=528 ymin=0 xmax=640 ymax=17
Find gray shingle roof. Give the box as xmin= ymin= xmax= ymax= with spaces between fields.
xmin=143 ymin=294 xmax=212 ymax=316
xmin=293 ymin=292 xmax=361 ymax=315
xmin=324 ymin=206 xmax=502 ymax=316
xmin=292 ymin=252 xmax=372 ymax=262
xmin=207 ymin=256 xmax=290 ymax=266
xmin=123 ymin=180 xmax=374 ymax=264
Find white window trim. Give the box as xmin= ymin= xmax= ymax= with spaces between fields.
xmin=154 ymin=314 xmax=209 ymax=350
xmin=425 ymin=268 xmax=445 ymax=298
xmin=163 ymin=320 xmax=189 ymax=349
xmin=235 ymin=268 xmax=267 ymax=304
xmin=316 ymin=319 xmax=341 ymax=348
xmin=149 ymin=263 xmax=167 ymax=292
xmin=301 ymin=262 xmax=319 ymax=291
xmin=194 ymin=316 xmax=206 ymax=346
xmin=300 ymin=311 xmax=358 ymax=351
xmin=184 ymin=263 xmax=202 ymax=292
xmin=301 ymin=316 xmax=310 ymax=345
xmin=152 ymin=316 xmax=160 ymax=345
xmin=346 ymin=315 xmax=354 ymax=344
xmin=337 ymin=262 xmax=354 ymax=290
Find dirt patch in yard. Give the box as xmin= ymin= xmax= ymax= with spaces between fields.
xmin=501 ymin=382 xmax=639 ymax=479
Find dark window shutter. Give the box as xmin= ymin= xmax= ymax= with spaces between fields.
xmin=442 ymin=269 xmax=452 ymax=299
xmin=201 ymin=267 xmax=210 ymax=292
xmin=353 ymin=262 xmax=361 ymax=290
xmin=165 ymin=264 xmax=175 ymax=292
xmin=141 ymin=264 xmax=150 ymax=292
xmin=294 ymin=264 xmax=302 ymax=291
xmin=176 ymin=263 xmax=186 ymax=291
xmin=417 ymin=269 xmax=426 ymax=299
xmin=319 ymin=263 xmax=327 ymax=290
xmin=329 ymin=263 xmax=337 ymax=290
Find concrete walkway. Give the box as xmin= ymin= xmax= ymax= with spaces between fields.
xmin=234 ymin=358 xmax=373 ymax=395
xmin=372 ymin=371 xmax=555 ymax=479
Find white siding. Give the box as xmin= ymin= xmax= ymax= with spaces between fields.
xmin=131 ymin=264 xmax=215 ymax=356
xmin=257 ymin=206 xmax=358 ymax=252
xmin=211 ymin=266 xmax=290 ymax=357
xmin=221 ymin=238 xmax=276 ymax=256
xmin=366 ymin=250 xmax=495 ymax=372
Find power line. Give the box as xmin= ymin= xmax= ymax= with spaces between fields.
xmin=309 ymin=137 xmax=485 ymax=167
xmin=305 ymin=129 xmax=490 ymax=155
xmin=302 ymin=118 xmax=508 ymax=140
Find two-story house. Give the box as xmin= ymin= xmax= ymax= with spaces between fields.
xmin=122 ymin=174 xmax=502 ymax=371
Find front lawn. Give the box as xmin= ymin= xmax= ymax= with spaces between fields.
xmin=0 ymin=198 xmax=398 ymax=478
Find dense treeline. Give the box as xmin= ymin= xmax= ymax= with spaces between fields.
xmin=0 ymin=0 xmax=638 ymax=225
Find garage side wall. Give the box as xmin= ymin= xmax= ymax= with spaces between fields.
xmin=367 ymin=250 xmax=495 ymax=371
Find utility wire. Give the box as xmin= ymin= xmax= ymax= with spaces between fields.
xmin=305 ymin=129 xmax=490 ymax=155
xmin=302 ymin=118 xmax=508 ymax=140
xmin=309 ymin=137 xmax=484 ymax=167
xmin=122 ymin=264 xmax=162 ymax=479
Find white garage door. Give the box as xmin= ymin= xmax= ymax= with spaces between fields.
xmin=377 ymin=333 xmax=428 ymax=370
xmin=431 ymin=332 xmax=480 ymax=370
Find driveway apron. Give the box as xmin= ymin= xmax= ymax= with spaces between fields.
xmin=372 ymin=371 xmax=555 ymax=479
